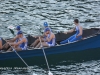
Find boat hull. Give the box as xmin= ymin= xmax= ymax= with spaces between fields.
xmin=0 ymin=34 xmax=100 ymax=67
xmin=0 ymin=48 xmax=100 ymax=67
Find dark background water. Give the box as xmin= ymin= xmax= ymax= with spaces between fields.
xmin=0 ymin=0 xmax=100 ymax=75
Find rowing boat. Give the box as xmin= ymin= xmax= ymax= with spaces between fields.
xmin=0 ymin=28 xmax=100 ymax=67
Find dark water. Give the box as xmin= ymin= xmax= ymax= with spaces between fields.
xmin=0 ymin=0 xmax=100 ymax=75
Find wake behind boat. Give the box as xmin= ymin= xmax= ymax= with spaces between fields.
xmin=0 ymin=28 xmax=100 ymax=67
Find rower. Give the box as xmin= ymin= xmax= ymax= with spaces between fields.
xmin=2 ymin=25 xmax=21 ymax=50
xmin=35 ymin=28 xmax=55 ymax=48
xmin=0 ymin=38 xmax=2 ymax=50
xmin=8 ymin=25 xmax=21 ymax=42
xmin=30 ymin=22 xmax=52 ymax=48
xmin=60 ymin=19 xmax=83 ymax=44
xmin=7 ymin=31 xmax=28 ymax=51
xmin=43 ymin=22 xmax=51 ymax=32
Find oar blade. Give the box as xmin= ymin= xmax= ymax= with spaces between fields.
xmin=7 ymin=25 xmax=15 ymax=36
xmin=7 ymin=25 xmax=15 ymax=29
xmin=9 ymin=29 xmax=15 ymax=36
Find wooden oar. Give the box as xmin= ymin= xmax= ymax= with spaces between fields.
xmin=6 ymin=25 xmax=27 ymax=36
xmin=3 ymin=39 xmax=29 ymax=66
xmin=39 ymin=37 xmax=53 ymax=75
xmin=3 ymin=39 xmax=37 ymax=75
xmin=1 ymin=25 xmax=15 ymax=36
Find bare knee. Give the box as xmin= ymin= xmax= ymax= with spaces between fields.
xmin=42 ymin=42 xmax=49 ymax=47
xmin=36 ymin=39 xmax=39 ymax=42
xmin=14 ymin=48 xmax=22 ymax=51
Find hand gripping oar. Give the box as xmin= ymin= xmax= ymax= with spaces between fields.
xmin=3 ymin=39 xmax=37 ymax=75
xmin=39 ymin=37 xmax=53 ymax=75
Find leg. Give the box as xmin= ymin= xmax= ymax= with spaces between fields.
xmin=60 ymin=35 xmax=75 ymax=44
xmin=70 ymin=36 xmax=82 ymax=42
xmin=2 ymin=43 xmax=9 ymax=49
xmin=14 ymin=47 xmax=22 ymax=51
xmin=2 ymin=43 xmax=10 ymax=51
xmin=7 ymin=45 xmax=16 ymax=52
xmin=60 ymin=39 xmax=68 ymax=44
xmin=42 ymin=42 xmax=49 ymax=47
xmin=30 ymin=38 xmax=45 ymax=47
xmin=7 ymin=47 xmax=12 ymax=52
xmin=6 ymin=45 xmax=21 ymax=52
xmin=35 ymin=42 xmax=49 ymax=48
xmin=30 ymin=38 xmax=40 ymax=47
xmin=35 ymin=42 xmax=41 ymax=48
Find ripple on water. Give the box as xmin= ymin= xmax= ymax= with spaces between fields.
xmin=0 ymin=0 xmax=100 ymax=75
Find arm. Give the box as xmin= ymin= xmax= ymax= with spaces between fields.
xmin=41 ymin=33 xmax=45 ymax=38
xmin=76 ymin=26 xmax=83 ymax=37
xmin=46 ymin=34 xmax=53 ymax=42
xmin=33 ymin=34 xmax=45 ymax=38
xmin=7 ymin=36 xmax=18 ymax=42
xmin=0 ymin=40 xmax=2 ymax=49
xmin=14 ymin=38 xmax=26 ymax=46
xmin=64 ymin=27 xmax=76 ymax=34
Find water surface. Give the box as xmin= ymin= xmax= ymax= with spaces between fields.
xmin=0 ymin=0 xmax=100 ymax=75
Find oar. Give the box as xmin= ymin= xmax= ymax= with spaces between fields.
xmin=39 ymin=37 xmax=53 ymax=75
xmin=9 ymin=29 xmax=15 ymax=36
xmin=7 ymin=25 xmax=29 ymax=36
xmin=4 ymin=39 xmax=29 ymax=66
xmin=3 ymin=39 xmax=37 ymax=75
xmin=7 ymin=25 xmax=43 ymax=35
xmin=6 ymin=25 xmax=26 ymax=36
xmin=3 ymin=25 xmax=15 ymax=36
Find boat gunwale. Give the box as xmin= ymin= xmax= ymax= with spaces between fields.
xmin=0 ymin=28 xmax=100 ymax=54
xmin=0 ymin=33 xmax=99 ymax=54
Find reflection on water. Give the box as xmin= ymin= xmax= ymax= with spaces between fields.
xmin=0 ymin=0 xmax=100 ymax=75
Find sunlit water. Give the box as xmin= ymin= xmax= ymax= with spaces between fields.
xmin=0 ymin=0 xmax=100 ymax=75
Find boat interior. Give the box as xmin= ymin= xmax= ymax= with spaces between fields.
xmin=27 ymin=28 xmax=100 ymax=45
xmin=1 ymin=28 xmax=100 ymax=50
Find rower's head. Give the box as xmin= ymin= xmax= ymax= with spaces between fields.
xmin=45 ymin=28 xmax=50 ymax=34
xmin=16 ymin=25 xmax=20 ymax=31
xmin=74 ymin=19 xmax=79 ymax=25
xmin=44 ymin=22 xmax=48 ymax=27
xmin=17 ymin=31 xmax=23 ymax=38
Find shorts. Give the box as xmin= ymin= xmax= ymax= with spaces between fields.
xmin=46 ymin=42 xmax=55 ymax=47
xmin=19 ymin=46 xmax=27 ymax=50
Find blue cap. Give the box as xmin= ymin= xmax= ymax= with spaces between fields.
xmin=44 ymin=22 xmax=48 ymax=27
xmin=17 ymin=31 xmax=23 ymax=35
xmin=44 ymin=28 xmax=50 ymax=32
xmin=16 ymin=26 xmax=20 ymax=30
